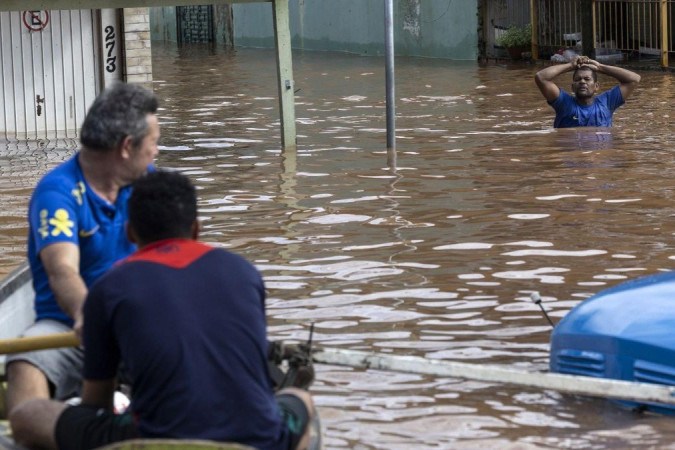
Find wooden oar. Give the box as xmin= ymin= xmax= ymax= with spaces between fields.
xmin=312 ymin=347 xmax=675 ymax=406
xmin=4 ymin=333 xmax=675 ymax=407
xmin=0 ymin=332 xmax=78 ymax=355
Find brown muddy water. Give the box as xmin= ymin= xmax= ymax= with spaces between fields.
xmin=1 ymin=42 xmax=674 ymax=448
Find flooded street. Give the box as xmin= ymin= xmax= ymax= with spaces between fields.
xmin=1 ymin=42 xmax=675 ymax=448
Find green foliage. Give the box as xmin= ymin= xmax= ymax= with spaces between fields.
xmin=496 ymin=23 xmax=532 ymax=48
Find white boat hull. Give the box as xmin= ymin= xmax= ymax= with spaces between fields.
xmin=0 ymin=262 xmax=35 ymax=374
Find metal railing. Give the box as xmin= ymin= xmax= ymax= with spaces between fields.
xmin=530 ymin=0 xmax=673 ymax=67
xmin=536 ymin=0 xmax=582 ymax=50
xmin=595 ymin=0 xmax=669 ymax=54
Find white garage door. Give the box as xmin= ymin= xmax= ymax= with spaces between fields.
xmin=0 ymin=10 xmax=102 ymax=139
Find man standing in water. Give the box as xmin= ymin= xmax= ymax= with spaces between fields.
xmin=10 ymin=170 xmax=318 ymax=450
xmin=534 ymin=55 xmax=641 ymax=128
xmin=5 ymin=83 xmax=160 ymax=416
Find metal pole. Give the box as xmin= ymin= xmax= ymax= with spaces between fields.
xmin=272 ymin=0 xmax=297 ymax=149
xmin=660 ymin=0 xmax=669 ymax=68
xmin=384 ymin=0 xmax=395 ymax=150
xmin=313 ymin=347 xmax=675 ymax=406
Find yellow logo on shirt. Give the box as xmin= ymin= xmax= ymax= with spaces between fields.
xmin=38 ymin=209 xmax=49 ymax=239
xmin=49 ymin=209 xmax=74 ymax=238
xmin=71 ymin=182 xmax=86 ymax=206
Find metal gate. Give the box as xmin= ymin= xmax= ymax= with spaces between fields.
xmin=0 ymin=10 xmax=102 ymax=140
xmin=534 ymin=0 xmax=673 ymax=67
xmin=177 ymin=5 xmax=214 ymax=44
xmin=594 ymin=0 xmax=674 ymax=59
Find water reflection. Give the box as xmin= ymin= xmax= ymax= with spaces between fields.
xmin=1 ymin=42 xmax=674 ymax=447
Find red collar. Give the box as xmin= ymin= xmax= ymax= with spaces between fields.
xmin=124 ymin=238 xmax=213 ymax=269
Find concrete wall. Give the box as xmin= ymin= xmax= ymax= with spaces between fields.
xmin=150 ymin=6 xmax=178 ymax=43
xmin=213 ymin=4 xmax=234 ymax=47
xmin=232 ymin=0 xmax=478 ymax=60
xmin=123 ymin=8 xmax=153 ymax=87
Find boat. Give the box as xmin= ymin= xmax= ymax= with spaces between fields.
xmin=98 ymin=439 xmax=254 ymax=449
xmin=0 ymin=262 xmax=35 ymax=448
xmin=550 ymin=270 xmax=675 ymax=414
xmin=0 ymin=263 xmax=320 ymax=450
xmin=0 ymin=262 xmax=35 ymax=381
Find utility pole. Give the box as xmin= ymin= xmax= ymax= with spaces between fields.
xmin=580 ymin=0 xmax=594 ymax=58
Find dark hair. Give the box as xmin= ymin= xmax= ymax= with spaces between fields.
xmin=80 ymin=83 xmax=159 ymax=152
xmin=573 ymin=67 xmax=598 ymax=82
xmin=128 ymin=170 xmax=197 ymax=244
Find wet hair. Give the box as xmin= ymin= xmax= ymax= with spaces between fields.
xmin=573 ymin=67 xmax=598 ymax=82
xmin=80 ymin=82 xmax=158 ymax=152
xmin=128 ymin=170 xmax=197 ymax=244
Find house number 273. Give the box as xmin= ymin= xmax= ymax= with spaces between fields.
xmin=105 ymin=25 xmax=117 ymax=73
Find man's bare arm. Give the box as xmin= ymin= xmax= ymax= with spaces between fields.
xmin=582 ymin=59 xmax=641 ymax=101
xmin=40 ymin=242 xmax=87 ymax=336
xmin=534 ymin=61 xmax=576 ymax=102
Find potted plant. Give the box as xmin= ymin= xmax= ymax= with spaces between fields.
xmin=496 ymin=23 xmax=532 ymax=60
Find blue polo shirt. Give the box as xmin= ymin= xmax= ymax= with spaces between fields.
xmin=550 ymin=85 xmax=625 ymax=128
xmin=27 ymin=153 xmax=137 ymax=325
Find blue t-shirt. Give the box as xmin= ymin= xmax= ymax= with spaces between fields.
xmin=83 ymin=239 xmax=289 ymax=449
xmin=550 ymin=85 xmax=625 ymax=128
xmin=27 ymin=153 xmax=136 ymax=325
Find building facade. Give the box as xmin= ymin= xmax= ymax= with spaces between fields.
xmin=150 ymin=0 xmax=479 ymax=60
xmin=0 ymin=8 xmax=152 ymax=140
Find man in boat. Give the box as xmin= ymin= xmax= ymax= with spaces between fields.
xmin=10 ymin=170 xmax=318 ymax=450
xmin=534 ymin=55 xmax=640 ymax=128
xmin=5 ymin=83 xmax=160 ymax=416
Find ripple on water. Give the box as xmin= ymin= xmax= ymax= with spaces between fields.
xmin=507 ymin=214 xmax=550 ymax=220
xmin=492 ymin=267 xmax=570 ymax=284
xmin=501 ymin=249 xmax=608 ymax=257
xmin=270 ymin=304 xmax=424 ymax=322
xmin=434 ymin=242 xmax=494 ymax=250
xmin=158 ymin=145 xmax=192 ymax=151
xmin=305 ymin=214 xmax=371 ymax=224
xmin=504 ymin=411 xmax=578 ymax=428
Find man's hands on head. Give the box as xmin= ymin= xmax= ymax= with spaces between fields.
xmin=573 ymin=55 xmax=601 ymax=71
xmin=575 ymin=55 xmax=591 ymax=67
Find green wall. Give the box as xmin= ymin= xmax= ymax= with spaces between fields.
xmin=150 ymin=6 xmax=178 ymax=43
xmin=233 ymin=0 xmax=478 ymax=60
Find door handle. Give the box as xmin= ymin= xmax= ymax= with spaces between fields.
xmin=36 ymin=94 xmax=45 ymax=116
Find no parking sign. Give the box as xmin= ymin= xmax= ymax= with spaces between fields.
xmin=22 ymin=10 xmax=50 ymax=32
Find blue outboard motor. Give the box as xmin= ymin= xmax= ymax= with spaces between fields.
xmin=550 ymin=271 xmax=675 ymax=414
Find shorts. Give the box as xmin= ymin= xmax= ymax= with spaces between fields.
xmin=55 ymin=395 xmax=312 ymax=450
xmin=277 ymin=393 xmax=311 ymax=450
xmin=6 ymin=319 xmax=83 ymax=399
xmin=55 ymin=405 xmax=138 ymax=450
